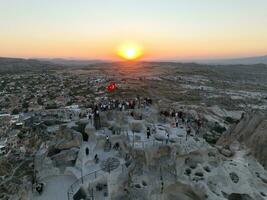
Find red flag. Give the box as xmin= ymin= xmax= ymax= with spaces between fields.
xmin=107 ymin=82 xmax=117 ymax=92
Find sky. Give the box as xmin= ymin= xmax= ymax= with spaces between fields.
xmin=0 ymin=0 xmax=267 ymax=60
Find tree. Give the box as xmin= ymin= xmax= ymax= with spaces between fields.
xmin=22 ymin=101 xmax=29 ymax=109
xmin=12 ymin=108 xmax=19 ymax=115
xmin=37 ymin=97 xmax=43 ymax=106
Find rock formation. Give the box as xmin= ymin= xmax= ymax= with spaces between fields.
xmin=218 ymin=112 xmax=267 ymax=169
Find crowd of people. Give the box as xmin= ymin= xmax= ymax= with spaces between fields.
xmin=160 ymin=108 xmax=203 ymax=141
xmin=85 ymin=97 xmax=153 ymax=129
xmin=87 ymin=97 xmax=152 ymax=113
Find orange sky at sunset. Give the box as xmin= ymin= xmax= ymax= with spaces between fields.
xmin=1 ymin=34 xmax=266 ymax=61
xmin=1 ymin=0 xmax=267 ymax=61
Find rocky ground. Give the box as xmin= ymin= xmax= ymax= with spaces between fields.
xmin=0 ymin=62 xmax=267 ymax=200
xmin=29 ymin=106 xmax=267 ymax=200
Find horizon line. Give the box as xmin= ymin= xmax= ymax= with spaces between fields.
xmin=1 ymin=53 xmax=267 ymax=62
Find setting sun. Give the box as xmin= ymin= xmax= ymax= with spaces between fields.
xmin=117 ymin=42 xmax=143 ymax=61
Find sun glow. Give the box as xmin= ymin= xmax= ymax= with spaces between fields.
xmin=117 ymin=42 xmax=143 ymax=60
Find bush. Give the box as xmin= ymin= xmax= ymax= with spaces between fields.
xmin=45 ymin=101 xmax=58 ymax=109
xmin=225 ymin=117 xmax=238 ymax=124
xmin=37 ymin=97 xmax=43 ymax=105
xmin=130 ymin=122 xmax=143 ymax=133
xmin=213 ymin=124 xmax=226 ymax=134
xmin=17 ymin=132 xmax=24 ymax=139
xmin=12 ymin=108 xmax=19 ymax=115
xmin=22 ymin=101 xmax=29 ymax=109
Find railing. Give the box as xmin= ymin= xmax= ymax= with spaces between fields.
xmin=162 ymin=164 xmax=178 ymax=180
xmin=129 ymin=138 xmax=176 ymax=149
xmin=129 ymin=139 xmax=158 ymax=149
xmin=67 ymin=164 xmax=126 ymax=200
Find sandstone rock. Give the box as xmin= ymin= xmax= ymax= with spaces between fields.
xmin=134 ymin=184 xmax=141 ymax=188
xmin=203 ymin=166 xmax=211 ymax=173
xmin=260 ymin=192 xmax=266 ymax=197
xmin=56 ymin=134 xmax=82 ymax=150
xmin=142 ymin=180 xmax=147 ymax=187
xmin=154 ymin=133 xmax=165 ymax=141
xmin=195 ymin=171 xmax=204 ymax=177
xmin=228 ymin=193 xmax=253 ymax=200
xmin=84 ymin=124 xmax=96 ymax=141
xmin=220 ymin=148 xmax=233 ymax=157
xmin=100 ymin=157 xmax=120 ymax=172
xmin=156 ymin=146 xmax=171 ymax=160
xmin=163 ymin=182 xmax=205 ymax=200
xmin=259 ymin=176 xmax=267 ymax=184
xmin=218 ymin=112 xmax=267 ymax=169
xmin=52 ymin=147 xmax=79 ymax=165
xmin=130 ymin=122 xmax=143 ymax=133
xmin=185 ymin=168 xmax=192 ymax=176
xmin=203 ymin=132 xmax=219 ymax=144
xmin=229 ymin=172 xmax=239 ymax=183
xmin=36 ymin=157 xmax=60 ymax=180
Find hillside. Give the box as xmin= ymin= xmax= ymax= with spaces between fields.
xmin=194 ymin=55 xmax=267 ymax=65
xmin=37 ymin=58 xmax=106 ymax=67
xmin=218 ymin=112 xmax=267 ymax=169
xmin=0 ymin=57 xmax=62 ymax=73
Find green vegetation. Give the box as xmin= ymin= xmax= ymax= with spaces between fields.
xmin=225 ymin=117 xmax=239 ymax=124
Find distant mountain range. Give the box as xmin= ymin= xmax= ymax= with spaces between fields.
xmin=34 ymin=55 xmax=267 ymax=66
xmin=187 ymin=55 xmax=267 ymax=65
xmin=0 ymin=57 xmax=63 ymax=73
xmin=0 ymin=57 xmax=108 ymax=73
xmin=36 ymin=58 xmax=106 ymax=66
xmin=1 ymin=55 xmax=267 ymax=74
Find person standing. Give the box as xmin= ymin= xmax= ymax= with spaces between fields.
xmin=94 ymin=109 xmax=101 ymax=130
xmin=196 ymin=119 xmax=201 ymax=135
xmin=152 ymin=126 xmax=156 ymax=135
xmin=85 ymin=147 xmax=89 ymax=156
xmin=88 ymin=112 xmax=93 ymax=125
xmin=147 ymin=127 xmax=151 ymax=139
xmin=176 ymin=119 xmax=179 ymax=128
xmin=166 ymin=132 xmax=170 ymax=144
xmin=94 ymin=154 xmax=99 ymax=163
xmin=186 ymin=126 xmax=191 ymax=141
